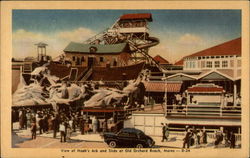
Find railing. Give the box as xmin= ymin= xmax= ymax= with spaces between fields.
xmin=166 ymin=104 xmax=241 ymax=118
xmin=23 ymin=62 xmax=33 ymax=73
xmin=84 ymin=28 xmax=109 ymax=44
xmin=127 ymin=40 xmax=162 ymax=71
xmin=81 ymin=68 xmax=93 ymax=81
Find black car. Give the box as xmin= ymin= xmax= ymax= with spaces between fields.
xmin=103 ymin=128 xmax=155 ymax=148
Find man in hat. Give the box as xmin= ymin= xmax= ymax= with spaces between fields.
xmin=183 ymin=128 xmax=192 ymax=148
xmin=161 ymin=123 xmax=169 ymax=142
xmin=30 ymin=119 xmax=37 ymax=139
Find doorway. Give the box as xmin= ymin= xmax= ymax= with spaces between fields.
xmin=88 ymin=57 xmax=94 ymax=67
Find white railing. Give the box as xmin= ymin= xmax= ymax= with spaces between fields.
xmin=166 ymin=104 xmax=241 ymax=117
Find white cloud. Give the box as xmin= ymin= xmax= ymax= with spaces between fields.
xmin=178 ymin=33 xmax=203 ymax=45
xmin=12 ymin=28 xmax=96 ymax=59
xmin=56 ymin=27 xmax=95 ymax=42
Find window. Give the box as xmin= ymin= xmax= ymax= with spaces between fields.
xmin=230 ymin=60 xmax=234 ymax=67
xmin=100 ymin=57 xmax=104 ymax=62
xmin=201 ymin=61 xmax=205 ymax=68
xmin=191 ymin=61 xmax=195 ymax=68
xmin=118 ymin=132 xmax=129 ymax=137
xmin=72 ymin=56 xmax=75 ymax=61
xmin=214 ymin=61 xmax=220 ymax=68
xmin=113 ymin=57 xmax=117 ymax=66
xmin=89 ymin=46 xmax=97 ymax=53
xmin=222 ymin=61 xmax=228 ymax=68
xmin=216 ymin=56 xmax=220 ymax=58
xmin=81 ymin=56 xmax=85 ymax=62
xmin=128 ymin=133 xmax=137 ymax=138
xmin=76 ymin=57 xmax=80 ymax=65
xmin=206 ymin=61 xmax=212 ymax=68
xmin=237 ymin=60 xmax=241 ymax=67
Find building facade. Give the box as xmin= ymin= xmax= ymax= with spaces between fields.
xmin=64 ymin=42 xmax=131 ymax=67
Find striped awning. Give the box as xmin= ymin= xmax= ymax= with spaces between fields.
xmin=144 ymin=82 xmax=182 ymax=92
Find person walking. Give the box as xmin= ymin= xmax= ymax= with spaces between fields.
xmin=19 ymin=109 xmax=24 ymax=129
xmin=224 ymin=130 xmax=230 ymax=147
xmin=161 ymin=123 xmax=168 ymax=142
xmin=53 ymin=114 xmax=59 ymax=138
xmin=183 ymin=128 xmax=192 ymax=148
xmin=66 ymin=121 xmax=71 ymax=141
xmin=214 ymin=130 xmax=223 ymax=148
xmin=38 ymin=115 xmax=44 ymax=134
xmin=26 ymin=110 xmax=31 ymax=128
xmin=103 ymin=119 xmax=108 ymax=133
xmin=59 ymin=122 xmax=66 ymax=143
xmin=229 ymin=131 xmax=236 ymax=148
xmin=92 ymin=116 xmax=98 ymax=134
xmin=48 ymin=115 xmax=53 ymax=132
xmin=165 ymin=123 xmax=170 ymax=141
xmin=30 ymin=120 xmax=37 ymax=139
xmin=202 ymin=129 xmax=207 ymax=144
xmin=23 ymin=109 xmax=27 ymax=129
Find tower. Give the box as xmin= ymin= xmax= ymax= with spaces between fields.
xmin=35 ymin=42 xmax=48 ymax=62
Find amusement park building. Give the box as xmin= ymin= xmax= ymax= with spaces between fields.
xmin=126 ymin=37 xmax=242 ymax=138
xmin=183 ymin=37 xmax=241 ymax=77
xmin=64 ymin=42 xmax=131 ymax=67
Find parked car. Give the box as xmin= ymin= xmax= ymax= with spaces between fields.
xmin=103 ymin=128 xmax=155 ymax=148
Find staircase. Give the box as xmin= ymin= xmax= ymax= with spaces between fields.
xmin=80 ymin=68 xmax=93 ymax=81
xmin=84 ymin=28 xmax=109 ymax=44
xmin=127 ymin=40 xmax=163 ymax=71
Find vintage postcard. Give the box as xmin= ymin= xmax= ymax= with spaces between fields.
xmin=1 ymin=1 xmax=249 ymax=158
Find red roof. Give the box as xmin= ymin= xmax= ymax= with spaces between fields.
xmin=153 ymin=55 xmax=169 ymax=64
xmin=187 ymin=87 xmax=224 ymax=93
xmin=144 ymin=82 xmax=182 ymax=92
xmin=186 ymin=37 xmax=241 ymax=58
xmin=174 ymin=59 xmax=184 ymax=66
xmin=120 ymin=13 xmax=152 ymax=22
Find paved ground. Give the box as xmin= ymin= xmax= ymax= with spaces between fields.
xmin=12 ymin=122 xmax=240 ymax=149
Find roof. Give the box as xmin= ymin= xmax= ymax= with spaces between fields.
xmin=167 ymin=73 xmax=197 ymax=81
xmin=185 ymin=37 xmax=241 ymax=58
xmin=144 ymin=81 xmax=182 ymax=92
xmin=187 ymin=83 xmax=224 ymax=93
xmin=153 ymin=55 xmax=169 ymax=64
xmin=187 ymin=87 xmax=224 ymax=93
xmin=35 ymin=42 xmax=48 ymax=46
xmin=64 ymin=42 xmax=129 ymax=54
xmin=198 ymin=70 xmax=235 ymax=81
xmin=120 ymin=13 xmax=152 ymax=22
xmin=121 ymin=128 xmax=144 ymax=134
xmin=174 ymin=59 xmax=184 ymax=66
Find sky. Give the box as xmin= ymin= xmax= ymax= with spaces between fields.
xmin=12 ymin=10 xmax=241 ymax=63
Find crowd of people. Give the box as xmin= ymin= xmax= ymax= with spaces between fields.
xmin=182 ymin=126 xmax=208 ymax=148
xmin=214 ymin=129 xmax=236 ymax=148
xmin=182 ymin=126 xmax=237 ymax=149
xmin=223 ymin=93 xmax=241 ymax=108
xmin=12 ymin=107 xmax=110 ymax=143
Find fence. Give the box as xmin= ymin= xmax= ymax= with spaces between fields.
xmin=166 ymin=104 xmax=241 ymax=118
